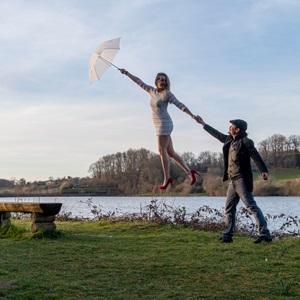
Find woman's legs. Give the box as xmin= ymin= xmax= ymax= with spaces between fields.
xmin=167 ymin=137 xmax=191 ymax=178
xmin=157 ymin=135 xmax=171 ymax=184
xmin=158 ymin=136 xmax=192 ymax=184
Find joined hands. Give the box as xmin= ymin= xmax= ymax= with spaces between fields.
xmin=194 ymin=115 xmax=206 ymax=125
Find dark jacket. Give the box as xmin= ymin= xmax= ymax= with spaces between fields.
xmin=203 ymin=124 xmax=268 ymax=192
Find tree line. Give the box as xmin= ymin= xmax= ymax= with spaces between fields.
xmin=0 ymin=134 xmax=299 ymax=196
xmin=88 ymin=133 xmax=300 ymax=195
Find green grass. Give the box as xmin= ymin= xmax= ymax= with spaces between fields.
xmin=254 ymin=168 xmax=300 ymax=183
xmin=270 ymin=168 xmax=300 ymax=184
xmin=0 ymin=220 xmax=300 ymax=300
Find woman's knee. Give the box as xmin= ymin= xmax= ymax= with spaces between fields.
xmin=167 ymin=149 xmax=175 ymax=158
xmin=158 ymin=146 xmax=168 ymax=156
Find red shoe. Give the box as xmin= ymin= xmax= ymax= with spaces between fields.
xmin=159 ymin=177 xmax=173 ymax=189
xmin=190 ymin=170 xmax=200 ymax=185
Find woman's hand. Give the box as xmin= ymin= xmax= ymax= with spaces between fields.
xmin=119 ymin=69 xmax=139 ymax=83
xmin=119 ymin=68 xmax=128 ymax=75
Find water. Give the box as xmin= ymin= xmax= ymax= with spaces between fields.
xmin=1 ymin=196 xmax=299 ymax=234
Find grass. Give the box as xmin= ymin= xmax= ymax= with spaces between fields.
xmin=271 ymin=168 xmax=300 ymax=184
xmin=254 ymin=168 xmax=300 ymax=184
xmin=0 ymin=219 xmax=300 ymax=300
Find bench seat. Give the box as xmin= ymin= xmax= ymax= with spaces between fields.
xmin=0 ymin=202 xmax=62 ymax=232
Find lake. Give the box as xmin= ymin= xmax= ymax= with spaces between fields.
xmin=1 ymin=196 xmax=299 ymax=234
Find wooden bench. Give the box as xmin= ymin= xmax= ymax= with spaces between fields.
xmin=0 ymin=202 xmax=62 ymax=232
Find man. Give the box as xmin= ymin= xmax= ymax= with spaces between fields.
xmin=195 ymin=116 xmax=272 ymax=243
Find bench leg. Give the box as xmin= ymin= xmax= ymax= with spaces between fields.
xmin=0 ymin=212 xmax=11 ymax=226
xmin=31 ymin=213 xmax=57 ymax=233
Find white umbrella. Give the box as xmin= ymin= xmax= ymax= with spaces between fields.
xmin=89 ymin=37 xmax=121 ymax=83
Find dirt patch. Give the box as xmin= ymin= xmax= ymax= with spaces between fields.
xmin=0 ymin=281 xmax=17 ymax=289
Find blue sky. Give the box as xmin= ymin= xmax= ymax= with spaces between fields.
xmin=1 ymin=0 xmax=299 ymax=181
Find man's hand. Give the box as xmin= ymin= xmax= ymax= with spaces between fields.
xmin=262 ymin=172 xmax=269 ymax=180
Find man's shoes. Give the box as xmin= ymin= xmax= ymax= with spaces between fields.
xmin=219 ymin=235 xmax=233 ymax=243
xmin=254 ymin=236 xmax=272 ymax=244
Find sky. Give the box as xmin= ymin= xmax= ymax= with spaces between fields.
xmin=1 ymin=0 xmax=299 ymax=182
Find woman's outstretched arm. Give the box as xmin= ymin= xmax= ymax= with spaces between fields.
xmin=119 ymin=68 xmax=139 ymax=83
xmin=167 ymin=92 xmax=196 ymax=120
xmin=183 ymin=107 xmax=197 ymax=120
xmin=119 ymin=68 xmax=154 ymax=93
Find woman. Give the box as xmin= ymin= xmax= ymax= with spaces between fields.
xmin=119 ymin=68 xmax=200 ymax=189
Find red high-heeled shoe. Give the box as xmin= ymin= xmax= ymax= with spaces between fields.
xmin=159 ymin=177 xmax=173 ymax=189
xmin=190 ymin=170 xmax=200 ymax=185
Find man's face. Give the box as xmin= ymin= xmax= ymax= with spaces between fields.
xmin=229 ymin=124 xmax=240 ymax=137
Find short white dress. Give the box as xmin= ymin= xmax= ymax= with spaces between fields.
xmin=136 ymin=79 xmax=187 ymax=136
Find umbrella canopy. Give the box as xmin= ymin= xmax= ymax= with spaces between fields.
xmin=89 ymin=37 xmax=121 ymax=83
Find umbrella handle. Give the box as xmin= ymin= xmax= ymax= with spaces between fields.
xmin=99 ymin=57 xmax=119 ymax=69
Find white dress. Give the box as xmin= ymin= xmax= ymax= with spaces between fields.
xmin=136 ymin=79 xmax=187 ymax=136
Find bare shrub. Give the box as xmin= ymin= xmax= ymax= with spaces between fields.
xmin=281 ymin=179 xmax=300 ymax=196
xmin=254 ymin=178 xmax=285 ymax=196
xmin=173 ymin=181 xmax=192 ymax=196
xmin=202 ymin=168 xmax=227 ymax=196
xmin=56 ymin=198 xmax=300 ymax=238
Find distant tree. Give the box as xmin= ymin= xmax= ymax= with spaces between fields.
xmin=17 ymin=178 xmax=26 ymax=186
xmin=196 ymin=151 xmax=223 ymax=172
xmin=0 ymin=178 xmax=15 ymax=188
xmin=286 ymin=135 xmax=300 ymax=168
xmin=181 ymin=152 xmax=197 ymax=169
xmin=89 ymin=148 xmax=162 ymax=194
xmin=258 ymin=134 xmax=300 ymax=168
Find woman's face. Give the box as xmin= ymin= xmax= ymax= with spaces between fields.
xmin=156 ymin=75 xmax=167 ymax=91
